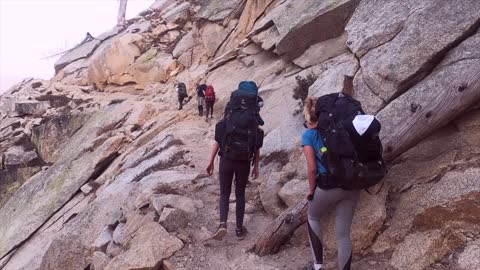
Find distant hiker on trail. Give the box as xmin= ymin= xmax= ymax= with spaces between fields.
xmin=206 ymin=81 xmax=264 ymax=241
xmin=177 ymin=82 xmax=188 ymax=110
xmin=302 ymin=94 xmax=386 ymax=270
xmin=204 ymin=85 xmax=216 ymax=118
xmin=196 ymin=83 xmax=207 ymax=116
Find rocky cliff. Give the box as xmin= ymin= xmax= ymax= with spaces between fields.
xmin=1 ymin=0 xmax=479 ymax=269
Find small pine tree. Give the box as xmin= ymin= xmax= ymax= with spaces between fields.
xmin=292 ymin=72 xmax=317 ymax=115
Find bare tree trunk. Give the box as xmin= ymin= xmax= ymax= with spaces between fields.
xmin=117 ymin=0 xmax=128 ymax=26
xmin=253 ymin=200 xmax=308 ymax=256
xmin=383 ymin=68 xmax=480 ymax=161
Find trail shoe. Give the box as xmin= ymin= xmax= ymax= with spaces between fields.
xmin=212 ymin=223 xmax=227 ymax=241
xmin=303 ymin=263 xmax=323 ymax=270
xmin=236 ymin=226 xmax=248 ymax=240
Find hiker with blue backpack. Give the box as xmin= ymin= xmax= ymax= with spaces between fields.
xmin=206 ymin=81 xmax=265 ymax=241
xmin=302 ymin=94 xmax=386 ymax=270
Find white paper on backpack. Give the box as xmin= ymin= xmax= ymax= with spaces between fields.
xmin=352 ymin=115 xmax=375 ymax=136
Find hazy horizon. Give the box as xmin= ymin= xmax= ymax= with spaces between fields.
xmin=0 ymin=0 xmax=155 ymax=94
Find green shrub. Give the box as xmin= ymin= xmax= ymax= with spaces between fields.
xmin=292 ymin=72 xmax=317 ymax=115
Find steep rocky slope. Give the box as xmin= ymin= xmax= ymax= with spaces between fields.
xmin=1 ymin=0 xmax=479 ymax=269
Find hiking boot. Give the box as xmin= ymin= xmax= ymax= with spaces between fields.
xmin=303 ymin=263 xmax=323 ymax=270
xmin=212 ymin=223 xmax=227 ymax=241
xmin=235 ymin=226 xmax=248 ymax=240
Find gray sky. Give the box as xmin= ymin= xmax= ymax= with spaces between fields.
xmin=0 ymin=0 xmax=154 ymax=93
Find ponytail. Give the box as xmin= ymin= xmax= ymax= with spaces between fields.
xmin=303 ymin=96 xmax=318 ymax=124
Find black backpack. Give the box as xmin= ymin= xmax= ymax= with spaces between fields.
xmin=177 ymin=83 xmax=187 ymax=98
xmin=221 ymin=90 xmax=261 ymax=161
xmin=197 ymin=84 xmax=207 ymax=97
xmin=315 ymin=93 xmax=387 ymax=191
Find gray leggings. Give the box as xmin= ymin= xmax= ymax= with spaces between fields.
xmin=308 ymin=187 xmax=359 ymax=270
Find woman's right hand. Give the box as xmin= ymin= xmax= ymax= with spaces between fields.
xmin=207 ymin=162 xmax=214 ymax=175
xmin=306 ymin=191 xmax=314 ymax=201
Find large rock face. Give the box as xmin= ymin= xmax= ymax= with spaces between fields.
xmin=293 ymin=33 xmax=348 ymax=69
xmin=251 ymin=0 xmax=358 ymax=59
xmin=2 ymin=0 xmax=480 ymax=269
xmin=309 ymin=53 xmax=359 ymax=97
xmin=4 ymin=146 xmax=38 ymax=166
xmin=13 ymin=101 xmax=50 ymax=117
xmin=412 ymin=168 xmax=480 ymax=232
xmin=53 ymin=28 xmax=121 ymax=74
xmin=54 ymin=40 xmax=101 ymax=73
xmin=351 ymin=0 xmax=480 ymax=104
xmin=31 ymin=114 xmax=90 ymax=163
xmin=199 ymin=22 xmax=231 ymax=57
xmin=377 ymin=30 xmax=480 ymax=154
xmin=196 ymin=0 xmax=244 ymax=22
xmin=87 ymin=33 xmax=144 ymax=88
xmin=0 ymin=133 xmax=124 ymax=258
xmin=390 ymin=230 xmax=464 ymax=270
xmin=457 ymin=240 xmax=480 ymax=270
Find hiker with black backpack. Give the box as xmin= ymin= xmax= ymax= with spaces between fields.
xmin=196 ymin=83 xmax=207 ymax=116
xmin=204 ymin=85 xmax=216 ymax=118
xmin=302 ymin=94 xmax=386 ymax=270
xmin=177 ymin=82 xmax=188 ymax=110
xmin=206 ymin=81 xmax=264 ymax=241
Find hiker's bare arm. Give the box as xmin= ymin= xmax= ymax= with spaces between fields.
xmin=207 ymin=142 xmax=220 ymax=175
xmin=252 ymin=148 xmax=260 ymax=179
xmin=303 ymin=146 xmax=317 ymax=198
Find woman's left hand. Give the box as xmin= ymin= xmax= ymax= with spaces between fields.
xmin=251 ymin=166 xmax=259 ymax=179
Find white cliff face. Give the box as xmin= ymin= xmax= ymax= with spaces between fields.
xmin=1 ymin=0 xmax=480 ymax=269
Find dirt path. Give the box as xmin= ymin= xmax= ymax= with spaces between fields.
xmin=156 ymin=114 xmax=309 ymax=269
xmin=161 ymin=110 xmax=391 ymax=270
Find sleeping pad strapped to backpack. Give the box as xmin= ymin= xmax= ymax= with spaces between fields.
xmin=221 ymin=82 xmax=261 ymax=161
xmin=315 ymin=92 xmax=387 ymax=190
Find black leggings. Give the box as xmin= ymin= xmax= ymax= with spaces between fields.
xmin=205 ymin=101 xmax=214 ymax=117
xmin=178 ymin=96 xmax=185 ymax=109
xmin=219 ymin=157 xmax=250 ymax=228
